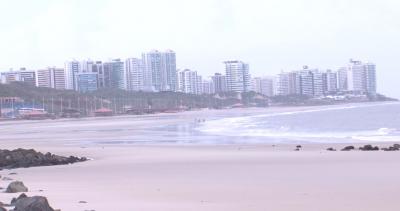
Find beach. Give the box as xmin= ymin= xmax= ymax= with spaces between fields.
xmin=1 ymin=104 xmax=400 ymax=211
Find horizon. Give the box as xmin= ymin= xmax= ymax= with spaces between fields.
xmin=0 ymin=0 xmax=399 ymax=98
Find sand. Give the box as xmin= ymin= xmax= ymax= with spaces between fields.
xmin=0 ymin=106 xmax=400 ymax=211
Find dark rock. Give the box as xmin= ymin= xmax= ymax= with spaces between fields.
xmin=13 ymin=196 xmax=55 ymax=211
xmin=0 ymin=206 xmax=6 ymax=211
xmin=393 ymin=144 xmax=400 ymax=149
xmin=9 ymin=172 xmax=17 ymax=175
xmin=341 ymin=146 xmax=355 ymax=151
xmin=382 ymin=146 xmax=399 ymax=151
xmin=79 ymin=201 xmax=88 ymax=204
xmin=11 ymin=193 xmax=28 ymax=205
xmin=326 ymin=148 xmax=336 ymax=151
xmin=6 ymin=181 xmax=28 ymax=193
xmin=359 ymin=145 xmax=379 ymax=151
xmin=0 ymin=148 xmax=87 ymax=170
xmin=296 ymin=145 xmax=302 ymax=148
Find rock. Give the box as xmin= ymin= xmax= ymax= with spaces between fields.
xmin=9 ymin=172 xmax=17 ymax=175
xmin=0 ymin=206 xmax=6 ymax=211
xmin=13 ymin=196 xmax=55 ymax=211
xmin=296 ymin=145 xmax=302 ymax=148
xmin=0 ymin=148 xmax=87 ymax=170
xmin=392 ymin=144 xmax=400 ymax=150
xmin=326 ymin=147 xmax=336 ymax=151
xmin=341 ymin=146 xmax=355 ymax=151
xmin=11 ymin=193 xmax=28 ymax=205
xmin=79 ymin=201 xmax=88 ymax=204
xmin=359 ymin=145 xmax=379 ymax=151
xmin=382 ymin=146 xmax=399 ymax=151
xmin=6 ymin=181 xmax=28 ymax=193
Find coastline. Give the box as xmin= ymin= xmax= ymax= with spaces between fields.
xmin=1 ymin=102 xmax=400 ymax=210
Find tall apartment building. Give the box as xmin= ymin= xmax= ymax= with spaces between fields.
xmin=142 ymin=50 xmax=177 ymax=92
xmin=0 ymin=68 xmax=36 ymax=86
xmin=325 ymin=70 xmax=338 ymax=93
xmin=178 ymin=69 xmax=199 ymax=95
xmin=91 ymin=61 xmax=104 ymax=88
xmin=125 ymin=58 xmax=145 ymax=91
xmin=103 ymin=59 xmax=126 ymax=90
xmin=224 ymin=61 xmax=251 ymax=93
xmin=36 ymin=67 xmax=66 ymax=90
xmin=276 ymin=72 xmax=300 ymax=96
xmin=64 ymin=60 xmax=81 ymax=90
xmin=202 ymin=79 xmax=214 ymax=94
xmin=260 ymin=77 xmax=274 ymax=97
xmin=211 ymin=73 xmax=227 ymax=93
xmin=345 ymin=60 xmax=377 ymax=94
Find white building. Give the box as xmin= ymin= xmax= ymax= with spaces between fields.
xmin=125 ymin=58 xmax=145 ymax=91
xmin=36 ymin=67 xmax=66 ymax=90
xmin=64 ymin=60 xmax=81 ymax=90
xmin=224 ymin=61 xmax=251 ymax=92
xmin=142 ymin=50 xmax=177 ymax=92
xmin=211 ymin=73 xmax=227 ymax=93
xmin=325 ymin=70 xmax=338 ymax=93
xmin=346 ymin=60 xmax=377 ymax=94
xmin=178 ymin=69 xmax=199 ymax=95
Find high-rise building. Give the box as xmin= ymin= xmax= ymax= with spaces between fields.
xmin=125 ymin=58 xmax=145 ymax=91
xmin=103 ymin=59 xmax=126 ymax=90
xmin=211 ymin=73 xmax=227 ymax=93
xmin=260 ymin=77 xmax=274 ymax=97
xmin=202 ymin=79 xmax=214 ymax=95
xmin=178 ymin=69 xmax=199 ymax=94
xmin=91 ymin=61 xmax=104 ymax=89
xmin=36 ymin=67 xmax=66 ymax=90
xmin=346 ymin=60 xmax=377 ymax=94
xmin=77 ymin=72 xmax=98 ymax=93
xmin=325 ymin=70 xmax=338 ymax=93
xmin=64 ymin=60 xmax=81 ymax=90
xmin=224 ymin=61 xmax=251 ymax=93
xmin=142 ymin=50 xmax=177 ymax=92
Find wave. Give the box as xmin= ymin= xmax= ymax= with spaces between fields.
xmin=197 ymin=102 xmax=400 ymax=143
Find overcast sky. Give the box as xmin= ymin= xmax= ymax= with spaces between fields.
xmin=0 ymin=0 xmax=399 ymax=97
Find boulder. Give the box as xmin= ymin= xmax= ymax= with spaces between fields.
xmin=11 ymin=193 xmax=28 ymax=205
xmin=359 ymin=145 xmax=379 ymax=151
xmin=341 ymin=146 xmax=355 ymax=151
xmin=0 ymin=206 xmax=6 ymax=211
xmin=6 ymin=181 xmax=28 ymax=193
xmin=13 ymin=196 xmax=55 ymax=211
xmin=326 ymin=147 xmax=336 ymax=151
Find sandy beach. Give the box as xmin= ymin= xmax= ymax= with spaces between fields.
xmin=1 ymin=106 xmax=400 ymax=211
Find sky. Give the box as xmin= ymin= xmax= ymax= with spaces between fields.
xmin=0 ymin=0 xmax=399 ymax=97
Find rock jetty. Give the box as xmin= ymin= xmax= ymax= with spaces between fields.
xmin=0 ymin=148 xmax=87 ymax=169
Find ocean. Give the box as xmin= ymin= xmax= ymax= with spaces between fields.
xmin=195 ymin=102 xmax=400 ymax=144
xmin=1 ymin=102 xmax=399 ymax=145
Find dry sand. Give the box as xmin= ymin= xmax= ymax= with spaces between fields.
xmin=0 ymin=107 xmax=399 ymax=211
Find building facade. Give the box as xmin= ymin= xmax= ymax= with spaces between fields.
xmin=224 ymin=61 xmax=251 ymax=93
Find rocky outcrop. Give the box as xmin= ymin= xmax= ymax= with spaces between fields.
xmin=13 ymin=196 xmax=55 ymax=211
xmin=0 ymin=148 xmax=87 ymax=170
xmin=6 ymin=181 xmax=28 ymax=193
xmin=359 ymin=145 xmax=379 ymax=151
xmin=341 ymin=146 xmax=355 ymax=151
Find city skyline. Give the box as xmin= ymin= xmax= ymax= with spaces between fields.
xmin=0 ymin=0 xmax=399 ymax=97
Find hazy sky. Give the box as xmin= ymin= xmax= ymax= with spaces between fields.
xmin=0 ymin=0 xmax=399 ymax=97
